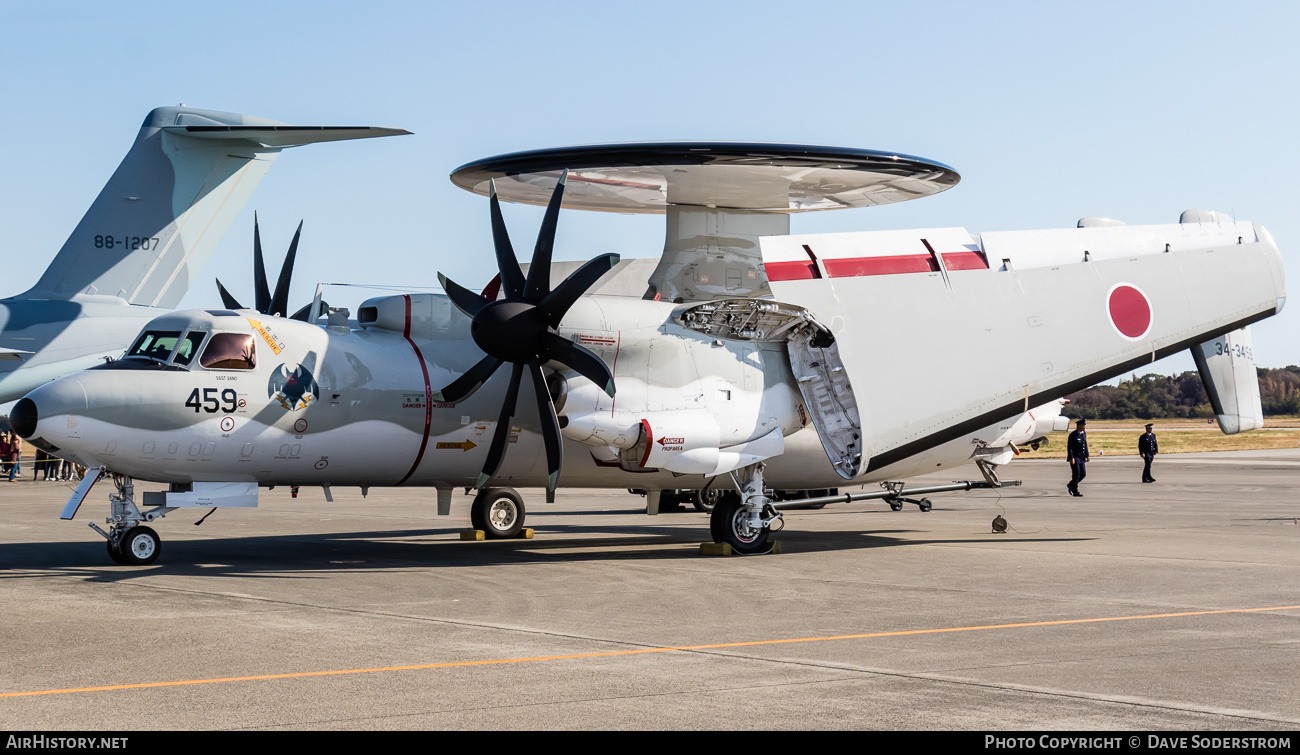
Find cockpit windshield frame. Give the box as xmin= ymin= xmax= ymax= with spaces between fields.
xmin=123 ymin=330 xmax=184 ymax=364
xmin=172 ymin=330 xmax=208 ymax=367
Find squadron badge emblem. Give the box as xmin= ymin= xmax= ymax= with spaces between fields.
xmin=268 ymin=363 xmax=319 ymax=411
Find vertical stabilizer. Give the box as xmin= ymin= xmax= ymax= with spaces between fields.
xmin=19 ymin=106 xmax=407 ymax=309
xmin=1191 ymin=327 xmax=1264 ymax=435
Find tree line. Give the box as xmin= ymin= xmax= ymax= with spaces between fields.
xmin=1065 ymin=366 xmax=1300 ymax=419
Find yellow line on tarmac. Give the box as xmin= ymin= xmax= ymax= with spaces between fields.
xmin=4 ymin=605 xmax=1297 ymax=699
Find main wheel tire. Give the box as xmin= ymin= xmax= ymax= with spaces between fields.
xmin=118 ymin=526 xmax=160 ymax=565
xmin=708 ymin=491 xmax=740 ymax=542
xmin=471 ymin=488 xmax=525 ymax=539
xmin=709 ymin=493 xmax=771 ymax=555
xmin=693 ymin=488 xmax=721 ymax=513
xmin=106 ymin=537 xmax=129 ymax=565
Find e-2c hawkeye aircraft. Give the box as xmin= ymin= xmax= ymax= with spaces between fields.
xmin=10 ymin=144 xmax=1284 ymax=564
xmin=0 ymin=105 xmax=407 ymax=403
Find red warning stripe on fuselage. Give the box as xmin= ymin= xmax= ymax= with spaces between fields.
xmin=397 ymin=294 xmax=434 ymax=486
xmin=766 ymin=250 xmax=988 ymax=282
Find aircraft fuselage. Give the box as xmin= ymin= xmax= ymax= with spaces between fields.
xmin=14 ymin=299 xmax=1017 ymax=492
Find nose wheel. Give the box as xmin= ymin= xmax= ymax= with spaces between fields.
xmin=107 ymin=526 xmax=161 ymax=566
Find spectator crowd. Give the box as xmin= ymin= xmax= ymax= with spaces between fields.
xmin=0 ymin=432 xmax=84 ymax=482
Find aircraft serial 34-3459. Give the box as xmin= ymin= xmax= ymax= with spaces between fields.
xmin=10 ymin=138 xmax=1284 ymax=563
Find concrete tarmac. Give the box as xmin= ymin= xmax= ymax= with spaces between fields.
xmin=1 ymin=450 xmax=1298 ymax=730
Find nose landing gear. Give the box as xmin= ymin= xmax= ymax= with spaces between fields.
xmin=89 ymin=474 xmax=173 ymax=566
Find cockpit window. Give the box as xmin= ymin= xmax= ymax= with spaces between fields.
xmin=199 ymin=333 xmax=257 ymax=370
xmin=171 ymin=331 xmax=206 ymax=367
xmin=125 ymin=330 xmax=182 ymax=362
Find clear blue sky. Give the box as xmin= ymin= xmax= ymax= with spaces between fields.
xmin=3 ymin=1 xmax=1297 ymax=374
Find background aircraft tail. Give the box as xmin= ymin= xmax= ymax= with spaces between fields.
xmin=17 ymin=106 xmax=407 ymax=308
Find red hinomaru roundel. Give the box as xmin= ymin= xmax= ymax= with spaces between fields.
xmin=1107 ymin=284 xmax=1152 ymax=340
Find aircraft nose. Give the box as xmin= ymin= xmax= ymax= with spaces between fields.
xmin=16 ymin=378 xmax=88 ymax=441
xmin=10 ymin=397 xmax=37 ymax=439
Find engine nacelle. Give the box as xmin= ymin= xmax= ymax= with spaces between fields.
xmin=1031 ymin=399 xmax=1071 ymax=438
xmin=561 ymin=411 xmax=642 ymax=448
xmin=633 ymin=412 xmax=722 ymax=474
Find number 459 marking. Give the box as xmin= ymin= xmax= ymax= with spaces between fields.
xmin=186 ymin=388 xmax=238 ymax=414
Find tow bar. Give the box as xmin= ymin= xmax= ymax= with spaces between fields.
xmin=769 ymin=479 xmax=1020 ymax=512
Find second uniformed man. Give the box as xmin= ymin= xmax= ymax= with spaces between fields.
xmin=1139 ymin=422 xmax=1158 ymax=483
xmin=1067 ymin=418 xmax=1089 ymax=496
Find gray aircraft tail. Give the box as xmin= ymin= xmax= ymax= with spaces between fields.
xmin=17 ymin=106 xmax=408 ymax=308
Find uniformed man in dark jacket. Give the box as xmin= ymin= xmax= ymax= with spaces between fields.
xmin=1139 ymin=423 xmax=1158 ymax=483
xmin=1066 ymin=418 xmax=1089 ymax=496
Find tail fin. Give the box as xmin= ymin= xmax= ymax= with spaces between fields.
xmin=1191 ymin=327 xmax=1264 ymax=434
xmin=19 ymin=106 xmax=407 ymax=308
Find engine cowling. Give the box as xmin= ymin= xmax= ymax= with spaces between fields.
xmin=633 ymin=412 xmax=722 ymax=474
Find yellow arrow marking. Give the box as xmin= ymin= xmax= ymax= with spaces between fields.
xmin=435 ymin=440 xmax=478 ymax=452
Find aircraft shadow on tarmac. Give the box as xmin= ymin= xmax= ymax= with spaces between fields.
xmin=0 ymin=516 xmax=1093 ymax=584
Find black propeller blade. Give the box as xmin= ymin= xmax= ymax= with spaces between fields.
xmin=216 ymin=215 xmax=322 ymax=321
xmin=253 ymin=214 xmax=270 ymax=313
xmin=270 ymin=221 xmax=303 ymax=319
xmin=435 ymin=170 xmax=621 ymax=493
xmin=216 ymin=279 xmax=243 ymax=311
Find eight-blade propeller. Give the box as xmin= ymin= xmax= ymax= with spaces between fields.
xmin=216 ymin=214 xmax=324 ymax=321
xmin=435 ymin=170 xmax=619 ymax=492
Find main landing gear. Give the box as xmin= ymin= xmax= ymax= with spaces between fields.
xmin=470 ymin=487 xmax=526 ymax=539
xmin=709 ymin=463 xmax=783 ymax=555
xmin=93 ymin=474 xmax=174 ymax=565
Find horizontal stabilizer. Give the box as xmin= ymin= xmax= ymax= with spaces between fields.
xmin=0 ymin=346 xmax=33 ymax=362
xmin=1191 ymin=328 xmax=1263 ymax=434
xmin=162 ymin=125 xmax=411 ymax=148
